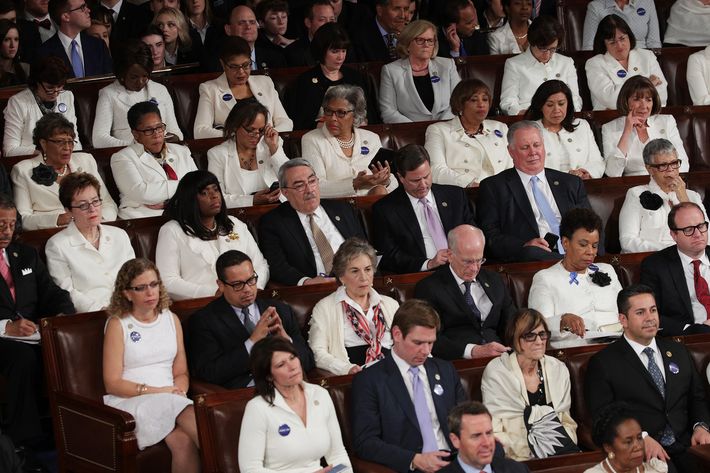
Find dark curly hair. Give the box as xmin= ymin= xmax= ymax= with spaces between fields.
xmin=560 ymin=208 xmax=602 ymax=241
xmin=591 ymin=402 xmax=640 ymax=449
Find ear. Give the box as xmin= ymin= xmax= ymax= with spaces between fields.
xmin=122 ymin=289 xmax=132 ymax=303
xmin=449 ymin=432 xmax=461 ymax=450
xmin=619 ymin=312 xmax=628 ymax=329
xmin=391 ymin=325 xmax=403 ymax=343
xmin=224 ymin=23 xmax=231 ymax=36
xmin=561 ymin=236 xmax=570 ymax=253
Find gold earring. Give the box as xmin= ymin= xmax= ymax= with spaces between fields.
xmin=608 ymin=452 xmax=615 ymax=460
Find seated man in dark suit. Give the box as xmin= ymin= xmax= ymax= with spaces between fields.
xmin=0 ymin=194 xmax=75 ymax=458
xmin=415 ymin=224 xmax=514 ymax=360
xmin=437 ymin=0 xmax=489 ymax=58
xmin=259 ymin=158 xmax=367 ymax=286
xmin=18 ymin=0 xmax=55 ymax=64
xmin=373 ymin=144 xmax=475 ymax=274
xmin=283 ymin=0 xmax=335 ymax=67
xmin=641 ymin=202 xmax=710 ymax=337
xmin=478 ymin=120 xmax=594 ymax=263
xmin=585 ymin=284 xmax=710 ymax=473
xmin=442 ymin=401 xmax=529 ymax=473
xmin=93 ymin=0 xmax=151 ymax=43
xmin=38 ymin=0 xmax=113 ymax=78
xmin=351 ymin=299 xmax=467 ymax=473
xmin=351 ymin=0 xmax=411 ymax=62
xmin=188 ymin=250 xmax=313 ymax=389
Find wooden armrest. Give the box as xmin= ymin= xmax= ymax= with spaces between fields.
xmin=689 ymin=444 xmax=710 ymax=467
xmin=189 ymin=379 xmax=227 ymax=395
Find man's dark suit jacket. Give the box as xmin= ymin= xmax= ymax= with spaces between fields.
xmin=187 ymin=296 xmax=313 ymax=389
xmin=436 ymin=27 xmax=490 ymax=58
xmin=17 ymin=19 xmax=44 ymax=65
xmin=352 ymin=353 xmax=467 ymax=472
xmin=439 ymin=456 xmax=530 ymax=473
xmin=585 ymin=336 xmax=710 ymax=449
xmin=415 ymin=266 xmax=516 ymax=360
xmin=99 ymin=1 xmax=151 ymax=43
xmin=640 ymin=246 xmax=710 ymax=336
xmin=258 ymin=199 xmax=366 ymax=285
xmin=203 ymin=41 xmax=287 ymax=72
xmin=477 ymin=168 xmax=595 ymax=262
xmin=37 ymin=31 xmax=113 ymax=78
xmin=373 ymin=184 xmax=475 ymax=274
xmin=351 ymin=18 xmax=392 ymax=63
xmin=284 ymin=37 xmax=315 ymax=67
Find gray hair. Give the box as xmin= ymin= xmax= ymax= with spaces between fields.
xmin=277 ymin=158 xmax=314 ymax=188
xmin=321 ymin=84 xmax=367 ymax=127
xmin=332 ymin=237 xmax=377 ymax=278
xmin=642 ymin=138 xmax=677 ymax=166
xmin=507 ymin=120 xmax=542 ymax=147
xmin=447 ymin=225 xmax=485 ymax=252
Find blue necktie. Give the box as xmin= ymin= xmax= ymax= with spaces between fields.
xmin=463 ymin=281 xmax=481 ymax=321
xmin=70 ymin=39 xmax=84 ymax=78
xmin=408 ymin=366 xmax=438 ymax=453
xmin=642 ymin=347 xmax=676 ymax=446
xmin=530 ymin=176 xmax=562 ymax=253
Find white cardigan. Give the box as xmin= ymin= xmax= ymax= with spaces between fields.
xmin=207 ymin=137 xmax=288 ymax=208
xmin=92 ymin=79 xmax=183 ymax=149
xmin=10 ymin=152 xmax=118 ymax=230
xmin=155 ymin=216 xmax=269 ymax=300
xmin=425 ymin=117 xmax=511 ymax=187
xmin=45 ymin=222 xmax=135 ymax=312
xmin=537 ymin=119 xmax=604 ymax=178
xmin=193 ymin=73 xmax=293 ymax=139
xmin=3 ymin=88 xmax=82 ymax=157
xmin=302 ymin=126 xmax=398 ymax=198
xmin=688 ymin=46 xmax=710 ymax=106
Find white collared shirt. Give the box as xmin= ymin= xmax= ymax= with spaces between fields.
xmin=335 ymin=285 xmax=393 ymax=349
xmin=390 ymin=349 xmax=448 ymax=450
xmin=406 ymin=189 xmax=445 ymax=268
xmin=677 ymin=249 xmax=710 ymax=324
xmin=295 ymin=205 xmax=345 ymax=283
xmin=624 ymin=334 xmax=665 ymax=381
xmin=25 ymin=12 xmax=56 ymax=42
xmin=515 ymin=168 xmax=562 ymax=238
xmin=448 ymin=265 xmax=494 ymax=359
xmin=250 ymin=48 xmax=257 ymax=70
xmin=57 ymin=30 xmax=83 ymax=70
xmin=231 ymin=302 xmax=261 ymax=353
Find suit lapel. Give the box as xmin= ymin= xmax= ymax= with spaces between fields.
xmin=281 ymin=204 xmax=318 ymax=272
xmin=618 ymin=338 xmax=665 ymax=402
xmin=441 ymin=268 xmax=481 ymax=328
xmin=384 ymin=355 xmax=420 ymax=431
xmin=2 ymin=246 xmax=20 ymax=310
xmin=321 ymin=201 xmax=351 ymax=238
xmin=391 ymin=189 xmax=426 ymax=255
xmin=657 ymin=339 xmax=679 ymax=405
xmin=505 ymin=171 xmax=538 ymax=234
xmin=432 ymin=185 xmax=453 ymax=233
xmin=667 ymin=248 xmax=694 ymax=319
xmin=213 ymin=296 xmax=251 ymax=341
xmin=424 ymin=359 xmax=449 ymax=437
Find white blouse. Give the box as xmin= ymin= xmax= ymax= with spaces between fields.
xmin=688 ymin=46 xmax=710 ymax=106
xmin=537 ymin=119 xmax=604 ymax=178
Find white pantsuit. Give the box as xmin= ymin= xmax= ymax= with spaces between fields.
xmin=193 ymin=73 xmax=293 ymax=139
xmin=688 ymin=46 xmax=710 ymax=106
xmin=92 ymin=80 xmax=183 ymax=149
xmin=10 ymin=152 xmax=117 ymax=230
xmin=110 ymin=143 xmax=198 ymax=219
xmin=537 ymin=119 xmax=605 ymax=178
xmin=45 ymin=222 xmax=135 ymax=312
xmin=3 ymin=88 xmax=82 ymax=157
xmin=425 ymin=117 xmax=511 ymax=187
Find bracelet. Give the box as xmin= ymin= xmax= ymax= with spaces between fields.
xmin=137 ymin=383 xmax=147 ymax=395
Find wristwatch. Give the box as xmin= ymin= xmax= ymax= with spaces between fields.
xmin=694 ymin=422 xmax=710 ymax=433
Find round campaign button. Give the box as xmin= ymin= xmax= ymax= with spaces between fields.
xmin=668 ymin=362 xmax=679 ymax=374
xmin=278 ymin=424 xmax=291 ymax=436
xmin=57 ymin=103 xmax=67 ymax=113
xmin=361 ymin=146 xmax=369 ymax=155
xmin=637 ymin=7 xmax=646 ymax=15
xmin=222 ymin=93 xmax=233 ymax=102
xmin=494 ymin=129 xmax=503 ymax=138
xmin=431 ymin=75 xmax=440 ymax=83
xmin=616 ymin=69 xmax=627 ymax=78
xmin=149 ymin=97 xmax=159 ymax=105
xmin=130 ymin=331 xmax=141 ymax=342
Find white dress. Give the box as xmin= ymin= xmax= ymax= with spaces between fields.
xmin=103 ymin=310 xmax=192 ymax=450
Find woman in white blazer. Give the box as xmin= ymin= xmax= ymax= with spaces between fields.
xmin=526 ymin=80 xmax=604 ymax=178
xmin=619 ymin=139 xmax=706 ymax=253
xmin=207 ymin=101 xmax=286 ymax=208
xmin=308 ymin=239 xmax=398 ymax=376
xmin=581 ymin=0 xmax=661 ymax=50
xmin=379 ymin=20 xmax=461 ymax=124
xmin=487 ymin=0 xmax=532 ymax=55
xmin=602 ymin=76 xmax=688 ymax=177
xmin=528 ymin=209 xmax=623 ymax=348
xmin=687 ymin=46 xmax=710 ymax=106
xmin=111 ymin=101 xmax=198 ymax=219
xmin=46 ymin=173 xmax=135 ymax=312
xmin=663 ymin=0 xmax=710 ymax=47
xmin=425 ymin=79 xmax=511 ymax=187
xmin=92 ymin=41 xmax=182 ymax=149
xmin=303 ymin=84 xmax=397 ymax=198
xmin=585 ymin=15 xmax=666 ymax=111
xmin=193 ymin=36 xmax=291 ymax=138
xmin=3 ymin=56 xmax=81 ymax=157
xmin=500 ymin=16 xmax=582 ymax=116
xmin=11 ymin=114 xmax=117 ymax=230
xmin=155 ymin=170 xmax=269 ymax=300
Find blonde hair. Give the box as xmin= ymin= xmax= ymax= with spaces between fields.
xmin=108 ymin=258 xmax=171 ymax=317
xmin=153 ymin=7 xmax=192 ymax=50
xmin=396 ymin=20 xmax=438 ymax=58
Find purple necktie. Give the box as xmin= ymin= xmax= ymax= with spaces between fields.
xmin=419 ymin=198 xmax=447 ymax=251
xmin=409 ymin=366 xmax=439 ymax=453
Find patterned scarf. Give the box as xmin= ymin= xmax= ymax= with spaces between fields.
xmin=341 ymin=299 xmax=387 ymax=364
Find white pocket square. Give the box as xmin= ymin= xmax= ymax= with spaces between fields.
xmin=21 ymin=268 xmax=32 ymax=276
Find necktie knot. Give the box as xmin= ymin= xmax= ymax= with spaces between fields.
xmin=643 ymin=347 xmax=654 ymax=358
xmin=463 ymin=280 xmax=472 ymax=292
xmin=408 ymin=366 xmax=419 ymax=378
xmin=693 ymin=259 xmax=702 ymax=271
xmin=34 ymin=18 xmax=51 ymax=29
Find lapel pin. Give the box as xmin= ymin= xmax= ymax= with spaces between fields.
xmin=555 ymin=73 xmax=561 ymax=78
xmin=553 ymin=181 xmax=559 ymax=186
xmin=335 ymin=216 xmax=341 ymax=221
xmin=567 ymin=138 xmax=573 ymax=143
xmin=258 ymin=92 xmax=263 ymax=96
xmin=442 ymin=202 xmax=448 ymax=207
xmin=258 ymin=160 xmax=264 ymax=164
xmin=314 ymin=400 xmax=319 ymax=406
xmin=311 ymin=77 xmax=318 ymax=83
xmin=363 ymin=140 xmax=368 ymax=145
xmin=668 ymin=362 xmax=679 ymax=374
xmin=435 ymin=373 xmax=440 ymax=380
xmin=12 ymin=252 xmax=17 ymax=257
xmin=666 ymin=351 xmax=672 ymax=357
xmin=484 ymin=282 xmax=490 ymax=287
xmin=660 ymin=129 xmax=666 ymax=134
xmin=128 ymin=323 xmax=133 ymax=329
xmin=433 ymin=384 xmax=444 ymax=395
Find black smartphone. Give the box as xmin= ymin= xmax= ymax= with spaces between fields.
xmin=369 ymin=148 xmax=396 ymax=174
xmin=269 ymin=181 xmax=279 ymax=192
xmin=544 ymin=232 xmax=559 ymax=250
xmin=439 ymin=449 xmax=454 ymax=462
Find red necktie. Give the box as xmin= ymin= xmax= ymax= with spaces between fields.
xmin=34 ymin=18 xmax=51 ymax=30
xmin=0 ymin=252 xmax=15 ymax=301
xmin=163 ymin=162 xmax=178 ymax=180
xmin=692 ymin=260 xmax=710 ymax=319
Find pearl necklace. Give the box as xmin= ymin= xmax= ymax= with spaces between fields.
xmin=514 ymin=32 xmax=528 ymax=39
xmin=206 ymin=220 xmax=217 ymax=232
xmin=603 ymin=457 xmax=640 ymax=473
xmin=335 ymin=134 xmax=354 ymax=149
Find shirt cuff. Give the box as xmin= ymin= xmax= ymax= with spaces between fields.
xmin=450 ymin=50 xmax=460 ymax=58
xmin=464 ymin=343 xmax=476 ymax=359
xmin=0 ymin=319 xmax=8 ymax=335
xmin=297 ymin=277 xmax=309 ymax=286
xmin=244 ymin=338 xmax=254 ymax=353
xmin=420 ymin=260 xmax=429 ymax=271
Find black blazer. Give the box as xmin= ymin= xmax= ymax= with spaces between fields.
xmin=187 ymin=296 xmax=313 ymax=389
xmin=351 ymin=353 xmax=467 ymax=472
xmin=351 ymin=18 xmax=392 ymax=63
xmin=477 ymin=168 xmax=594 ymax=262
xmin=37 ymin=31 xmax=113 ymax=78
xmin=415 ymin=266 xmax=516 ymax=360
xmin=0 ymin=242 xmax=75 ymax=321
xmin=255 ymin=44 xmax=287 ymax=69
xmin=373 ymin=184 xmax=475 ymax=274
xmin=17 ymin=19 xmax=44 ymax=65
xmin=284 ymin=37 xmax=315 ymax=67
xmin=104 ymin=1 xmax=151 ymax=43
xmin=640 ymin=246 xmax=710 ymax=336
xmin=436 ymin=26 xmax=490 ymax=58
xmin=585 ymin=337 xmax=710 ymax=448
xmin=439 ymin=456 xmax=530 ymax=473
xmin=258 ymin=199 xmax=366 ymax=285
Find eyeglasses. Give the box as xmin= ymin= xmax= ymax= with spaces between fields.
xmin=135 ymin=123 xmax=167 ymax=136
xmin=128 ymin=281 xmax=160 ymax=292
xmin=241 ymin=126 xmax=265 ymax=137
xmin=458 ymin=257 xmax=486 ymax=267
xmin=236 ymin=19 xmax=258 ymax=27
xmin=520 ymin=330 xmax=551 ymax=342
xmin=70 ymin=198 xmax=102 ymax=211
xmin=221 ymin=274 xmax=258 ymax=291
xmin=225 ymin=60 xmax=253 ymax=72
xmin=284 ymin=175 xmax=319 ymax=193
xmin=0 ymin=220 xmax=16 ymax=231
xmin=672 ymin=222 xmax=709 ymax=237
xmin=647 ymin=159 xmax=682 ymax=172
xmin=66 ymin=2 xmax=88 ymax=13
xmin=413 ymin=37 xmax=435 ymax=46
xmin=322 ymin=107 xmax=354 ymax=118
xmin=39 ymin=83 xmax=64 ymax=95
xmin=606 ymin=34 xmax=628 ymax=45
xmin=45 ymin=138 xmax=76 ymax=148
xmin=535 ymin=45 xmax=558 ymax=54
